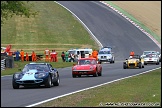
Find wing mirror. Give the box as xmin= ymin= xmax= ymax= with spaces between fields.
xmin=73 ymin=64 xmax=76 ymax=66
xmin=18 ymin=69 xmax=22 ymax=71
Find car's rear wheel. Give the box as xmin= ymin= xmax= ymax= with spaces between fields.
xmin=45 ymin=75 xmax=52 ymax=88
xmin=12 ymin=80 xmax=19 ymax=89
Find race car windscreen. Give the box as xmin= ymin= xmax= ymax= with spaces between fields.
xmin=99 ymin=51 xmax=111 ymax=54
xmin=22 ymin=64 xmax=50 ymax=72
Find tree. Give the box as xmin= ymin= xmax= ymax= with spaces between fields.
xmin=1 ymin=1 xmax=38 ymax=26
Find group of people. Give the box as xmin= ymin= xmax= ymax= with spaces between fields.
xmin=14 ymin=50 xmax=37 ymax=62
xmin=60 ymin=51 xmax=75 ymax=62
xmin=44 ymin=48 xmax=58 ymax=62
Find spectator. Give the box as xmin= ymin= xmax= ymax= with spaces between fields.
xmin=92 ymin=49 xmax=98 ymax=60
xmin=20 ymin=49 xmax=25 ymax=62
xmin=61 ymin=51 xmax=65 ymax=62
xmin=65 ymin=51 xmax=69 ymax=62
xmin=50 ymin=50 xmax=54 ymax=62
xmin=31 ymin=51 xmax=36 ymax=62
xmin=44 ymin=48 xmax=50 ymax=62
xmin=15 ymin=50 xmax=20 ymax=61
xmin=25 ymin=52 xmax=29 ymax=61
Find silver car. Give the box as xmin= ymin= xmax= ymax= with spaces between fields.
xmin=143 ymin=53 xmax=160 ymax=65
xmin=141 ymin=51 xmax=161 ymax=62
xmin=98 ymin=49 xmax=115 ymax=64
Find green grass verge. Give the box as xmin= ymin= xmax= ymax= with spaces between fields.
xmin=35 ymin=68 xmax=161 ymax=107
xmin=105 ymin=1 xmax=161 ymax=44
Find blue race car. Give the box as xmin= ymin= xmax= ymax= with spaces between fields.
xmin=12 ymin=62 xmax=60 ymax=89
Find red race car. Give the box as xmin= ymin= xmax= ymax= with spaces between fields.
xmin=72 ymin=58 xmax=102 ymax=78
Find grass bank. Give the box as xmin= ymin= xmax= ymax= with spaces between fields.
xmin=35 ymin=68 xmax=161 ymax=107
xmin=1 ymin=1 xmax=99 ymax=55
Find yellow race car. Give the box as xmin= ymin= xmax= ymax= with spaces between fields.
xmin=123 ymin=55 xmax=144 ymax=69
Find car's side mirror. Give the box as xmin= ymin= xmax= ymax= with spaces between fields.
xmin=18 ymin=69 xmax=22 ymax=71
xmin=73 ymin=64 xmax=76 ymax=66
xmin=98 ymin=61 xmax=101 ymax=64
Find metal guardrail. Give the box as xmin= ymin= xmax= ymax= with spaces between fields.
xmin=1 ymin=59 xmax=5 ymax=71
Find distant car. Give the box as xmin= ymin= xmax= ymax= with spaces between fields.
xmin=98 ymin=48 xmax=115 ymax=64
xmin=123 ymin=55 xmax=144 ymax=69
xmin=141 ymin=51 xmax=161 ymax=62
xmin=72 ymin=58 xmax=102 ymax=78
xmin=143 ymin=53 xmax=160 ymax=65
xmin=12 ymin=62 xmax=60 ymax=89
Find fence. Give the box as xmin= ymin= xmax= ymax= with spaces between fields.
xmin=1 ymin=59 xmax=5 ymax=71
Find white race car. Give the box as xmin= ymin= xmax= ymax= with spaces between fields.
xmin=141 ymin=51 xmax=161 ymax=62
xmin=143 ymin=53 xmax=160 ymax=65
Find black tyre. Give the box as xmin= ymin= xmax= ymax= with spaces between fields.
xmin=44 ymin=75 xmax=52 ymax=88
xmin=72 ymin=74 xmax=76 ymax=78
xmin=93 ymin=70 xmax=98 ymax=77
xmin=123 ymin=64 xmax=127 ymax=69
xmin=156 ymin=62 xmax=159 ymax=65
xmin=53 ymin=77 xmax=60 ymax=86
xmin=98 ymin=71 xmax=102 ymax=76
xmin=138 ymin=62 xmax=142 ymax=69
xmin=78 ymin=75 xmax=81 ymax=77
xmin=12 ymin=80 xmax=19 ymax=89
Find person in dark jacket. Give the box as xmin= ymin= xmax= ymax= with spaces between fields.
xmin=61 ymin=51 xmax=65 ymax=62
xmin=15 ymin=50 xmax=20 ymax=61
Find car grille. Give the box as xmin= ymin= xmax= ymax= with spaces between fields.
xmin=16 ymin=80 xmax=43 ymax=84
xmin=129 ymin=63 xmax=135 ymax=67
xmin=101 ymin=56 xmax=107 ymax=58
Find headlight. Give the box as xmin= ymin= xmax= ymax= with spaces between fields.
xmin=14 ymin=73 xmax=20 ymax=79
xmin=73 ymin=66 xmax=77 ymax=70
xmin=35 ymin=73 xmax=47 ymax=78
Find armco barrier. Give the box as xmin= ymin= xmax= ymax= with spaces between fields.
xmin=1 ymin=59 xmax=5 ymax=71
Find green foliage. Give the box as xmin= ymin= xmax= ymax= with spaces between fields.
xmin=1 ymin=1 xmax=38 ymax=26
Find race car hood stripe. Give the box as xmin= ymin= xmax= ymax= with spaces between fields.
xmin=20 ymin=70 xmax=37 ymax=80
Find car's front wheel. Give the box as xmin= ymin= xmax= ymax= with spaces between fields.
xmin=12 ymin=80 xmax=19 ymax=89
xmin=53 ymin=77 xmax=60 ymax=86
xmin=45 ymin=75 xmax=52 ymax=88
xmin=72 ymin=74 xmax=76 ymax=78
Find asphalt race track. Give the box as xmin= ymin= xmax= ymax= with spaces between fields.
xmin=1 ymin=1 xmax=161 ymax=107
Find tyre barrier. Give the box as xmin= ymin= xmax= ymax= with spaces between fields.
xmin=1 ymin=59 xmax=5 ymax=71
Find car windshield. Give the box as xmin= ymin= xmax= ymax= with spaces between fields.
xmin=99 ymin=51 xmax=110 ymax=54
xmin=143 ymin=51 xmax=156 ymax=55
xmin=145 ymin=54 xmax=157 ymax=58
xmin=78 ymin=59 xmax=96 ymax=65
xmin=22 ymin=64 xmax=50 ymax=72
